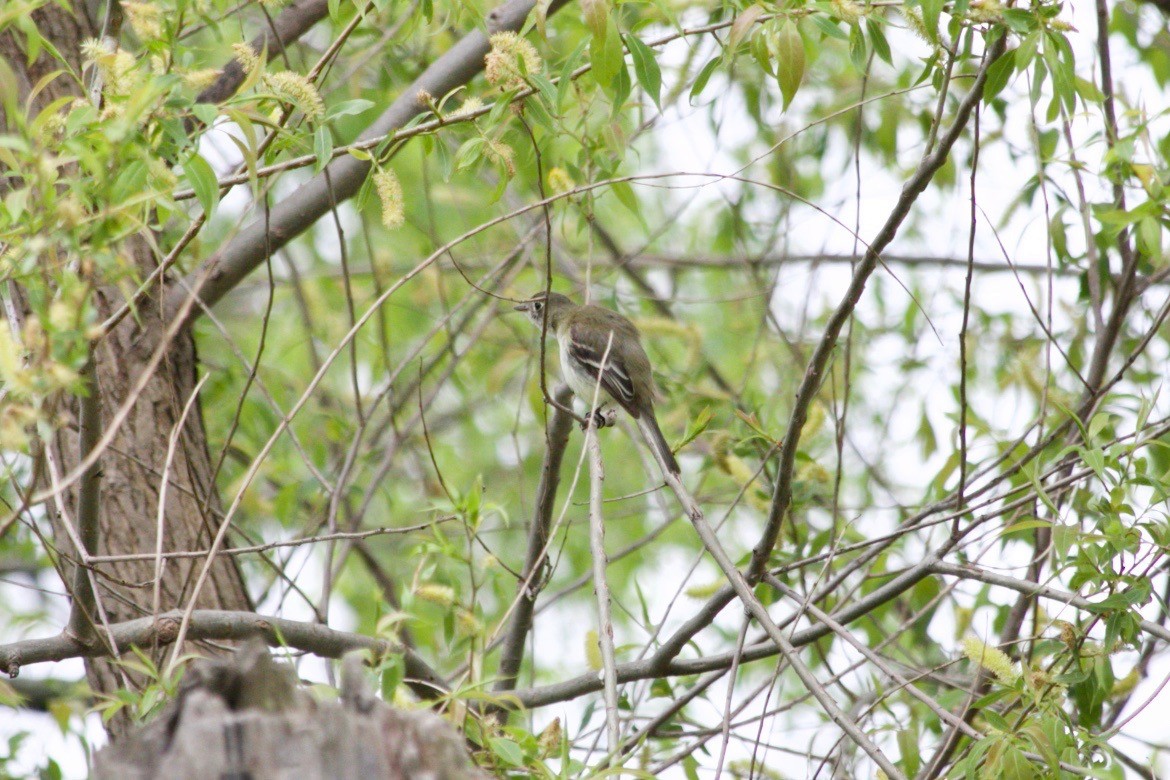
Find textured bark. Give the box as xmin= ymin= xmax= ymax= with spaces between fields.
xmin=1 ymin=3 xmax=251 ymax=737
xmin=94 ymin=643 xmax=487 ymax=779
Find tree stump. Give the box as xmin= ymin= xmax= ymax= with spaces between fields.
xmin=93 ymin=640 xmax=486 ymax=779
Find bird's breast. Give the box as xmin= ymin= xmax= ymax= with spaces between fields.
xmin=558 ymin=337 xmax=604 ymax=403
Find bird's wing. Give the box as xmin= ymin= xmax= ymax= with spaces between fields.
xmin=566 ymin=321 xmax=638 ymax=413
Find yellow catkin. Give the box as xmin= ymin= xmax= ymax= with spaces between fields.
xmin=373 ymin=169 xmax=405 ymax=229
xmin=262 ymin=71 xmax=324 ymax=120
xmin=413 ymin=583 xmax=454 ymax=605
xmin=485 ymin=139 xmax=516 ymax=177
xmin=123 ymin=1 xmax=163 ymax=40
xmin=547 ymin=167 xmax=574 ymax=193
xmin=451 ymin=97 xmax=484 ymax=119
xmin=830 ymin=0 xmax=864 ymax=24
xmin=961 ymin=635 xmax=1019 ymax=684
xmin=484 ymin=32 xmax=542 ymax=89
xmin=232 ymin=43 xmax=262 ymax=76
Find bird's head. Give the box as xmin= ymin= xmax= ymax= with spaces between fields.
xmin=513 ymin=291 xmax=574 ymax=329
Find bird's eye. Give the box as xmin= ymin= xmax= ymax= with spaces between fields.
xmin=533 ymin=301 xmax=543 ymax=312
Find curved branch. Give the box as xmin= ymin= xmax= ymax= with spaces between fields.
xmin=0 ymin=610 xmax=448 ymax=699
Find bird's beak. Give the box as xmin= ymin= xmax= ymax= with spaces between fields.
xmin=513 ymin=303 xmax=529 ymax=312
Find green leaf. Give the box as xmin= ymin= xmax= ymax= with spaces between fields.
xmin=1086 ymin=583 xmax=1149 ymax=614
xmin=983 ymin=49 xmax=1017 ymax=101
xmin=1000 ymin=517 xmax=1053 ymax=536
xmin=557 ymin=40 xmax=589 ymax=110
xmin=453 ymin=137 xmax=485 ymax=172
xmin=729 ymin=4 xmax=766 ymax=51
xmin=1137 ymin=215 xmax=1163 ymax=262
xmin=774 ymin=20 xmax=805 ymax=109
xmin=489 ymin=737 xmax=525 ymax=767
xmin=1015 ymin=32 xmax=1039 ymax=72
xmin=313 ymin=125 xmax=333 ymax=173
xmin=528 ymin=71 xmax=559 ymax=112
xmin=585 ymin=629 xmax=602 ymax=670
xmin=848 ymin=23 xmax=868 ymax=72
xmin=689 ymin=56 xmax=721 ymax=102
xmin=581 ymin=0 xmax=608 ymax=39
xmin=624 ymin=33 xmax=662 ymax=109
xmin=326 ymin=98 xmax=374 ymax=120
xmin=1002 ymin=8 xmax=1034 ymax=33
xmin=609 ymin=56 xmax=632 ymax=112
xmin=675 ymin=406 xmax=713 ymax=451
xmin=191 ymin=102 xmax=219 ymax=127
xmin=610 ymin=179 xmax=641 ymax=219
xmin=591 ymin=19 xmax=625 ymax=91
xmin=380 ymin=655 xmax=403 ymax=700
xmin=920 ymin=0 xmax=942 ymax=41
xmin=810 ymin=15 xmax=848 ymax=40
xmin=183 ymin=152 xmax=219 ymax=219
xmin=1073 ymin=75 xmax=1104 ymax=103
xmin=867 ymin=20 xmax=891 ymax=65
xmin=897 ymin=728 xmax=921 ymax=776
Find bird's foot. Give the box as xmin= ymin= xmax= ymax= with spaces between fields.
xmin=581 ymin=407 xmax=617 ymax=431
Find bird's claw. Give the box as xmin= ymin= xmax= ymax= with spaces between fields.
xmin=581 ymin=408 xmax=617 ymax=431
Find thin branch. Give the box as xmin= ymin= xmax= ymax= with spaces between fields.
xmin=164 ymin=0 xmax=572 ymax=324
xmin=587 ymin=420 xmax=620 ymax=754
xmin=650 ymin=445 xmax=905 ymax=776
xmin=930 ymin=562 xmax=1170 ymax=644
xmin=586 ymin=336 xmax=620 ymax=754
xmin=494 ymin=387 xmax=574 ymax=693
xmin=194 ymin=0 xmax=330 ymax=106
xmin=749 ymin=34 xmax=1008 ymax=581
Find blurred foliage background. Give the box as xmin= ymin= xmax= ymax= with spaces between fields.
xmin=4 ymin=0 xmax=1170 ymax=774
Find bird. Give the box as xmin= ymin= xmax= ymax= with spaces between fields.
xmin=514 ymin=291 xmax=680 ymax=475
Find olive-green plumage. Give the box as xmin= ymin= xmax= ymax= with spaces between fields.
xmin=515 ymin=291 xmax=679 ymax=475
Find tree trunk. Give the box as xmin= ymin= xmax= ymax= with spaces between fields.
xmin=1 ymin=3 xmax=252 ymax=738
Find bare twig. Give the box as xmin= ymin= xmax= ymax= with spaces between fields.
xmin=494 ymin=387 xmax=574 ymax=693
xmin=586 ymin=336 xmax=620 ymax=754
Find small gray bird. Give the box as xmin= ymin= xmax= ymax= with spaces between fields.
xmin=515 ymin=291 xmax=680 ymax=475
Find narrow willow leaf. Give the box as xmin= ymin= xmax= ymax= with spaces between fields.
xmin=920 ymin=0 xmax=942 ymax=41
xmin=585 ymin=629 xmax=602 ymax=670
xmin=982 ymin=48 xmax=1017 ymax=101
xmin=590 ymin=19 xmax=624 ymax=88
xmin=848 ymin=23 xmax=868 ymax=72
xmin=774 ymin=20 xmax=805 ymax=109
xmin=689 ymin=55 xmax=721 ymax=102
xmin=867 ymin=19 xmax=891 ymax=65
xmin=183 ymin=152 xmax=218 ymax=219
xmin=729 ymin=4 xmax=765 ymax=51
xmin=325 ymin=98 xmax=374 ymax=120
xmin=624 ymin=33 xmax=662 ymax=109
xmin=313 ymin=125 xmax=333 ymax=173
xmin=581 ymin=0 xmax=608 ymax=39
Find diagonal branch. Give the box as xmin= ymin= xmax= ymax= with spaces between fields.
xmin=195 ymin=0 xmax=331 ymax=106
xmin=748 ymin=35 xmax=1008 ymax=580
xmin=165 ymin=0 xmax=570 ymax=325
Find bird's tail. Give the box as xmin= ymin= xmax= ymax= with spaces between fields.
xmin=637 ymin=415 xmax=680 ymax=476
